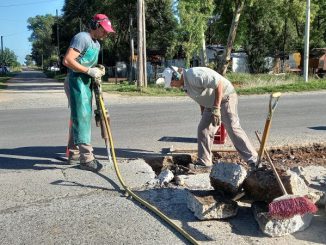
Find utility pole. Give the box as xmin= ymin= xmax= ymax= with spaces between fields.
xmin=142 ymin=0 xmax=147 ymax=87
xmin=129 ymin=15 xmax=135 ymax=84
xmin=1 ymin=36 xmax=3 ymax=66
xmin=137 ymin=0 xmax=143 ymax=87
xmin=56 ymin=9 xmax=60 ymax=73
xmin=303 ymin=0 xmax=311 ymax=82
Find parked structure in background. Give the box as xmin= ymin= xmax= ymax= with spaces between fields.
xmin=0 ymin=64 xmax=9 ymax=74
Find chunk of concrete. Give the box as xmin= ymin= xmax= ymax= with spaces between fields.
xmin=187 ymin=190 xmax=238 ymax=220
xmin=157 ymin=169 xmax=174 ymax=186
xmin=175 ymin=174 xmax=212 ymax=190
xmin=252 ymin=201 xmax=313 ymax=237
xmin=210 ymin=162 xmax=247 ymax=196
xmin=243 ymin=167 xmax=309 ymax=202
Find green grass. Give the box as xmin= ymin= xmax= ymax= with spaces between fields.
xmin=0 ymin=73 xmax=17 ymax=89
xmin=50 ymin=72 xmax=326 ymax=96
xmin=101 ymin=82 xmax=185 ymax=96
xmin=226 ymin=73 xmax=326 ymax=95
xmin=101 ymin=74 xmax=326 ymax=96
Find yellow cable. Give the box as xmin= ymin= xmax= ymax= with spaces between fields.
xmin=98 ymin=96 xmax=200 ymax=245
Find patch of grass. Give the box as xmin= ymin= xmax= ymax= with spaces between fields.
xmin=0 ymin=73 xmax=17 ymax=89
xmin=102 ymin=82 xmax=185 ymax=96
xmin=235 ymin=74 xmax=326 ymax=95
xmin=101 ymin=74 xmax=326 ymax=96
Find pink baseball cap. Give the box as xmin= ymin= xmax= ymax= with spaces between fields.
xmin=93 ymin=14 xmax=115 ymax=33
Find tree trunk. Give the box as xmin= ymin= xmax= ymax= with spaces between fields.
xmin=218 ymin=0 xmax=245 ymax=76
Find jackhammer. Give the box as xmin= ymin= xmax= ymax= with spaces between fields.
xmin=93 ymin=76 xmax=113 ymax=166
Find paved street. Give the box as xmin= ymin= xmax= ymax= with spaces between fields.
xmin=0 ymin=71 xmax=325 ymax=244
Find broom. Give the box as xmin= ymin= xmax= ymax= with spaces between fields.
xmin=255 ymin=131 xmax=318 ymax=219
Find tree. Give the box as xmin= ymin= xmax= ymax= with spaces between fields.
xmin=178 ymin=0 xmax=215 ymax=67
xmin=27 ymin=14 xmax=57 ymax=68
xmin=310 ymin=0 xmax=326 ymax=47
xmin=25 ymin=54 xmax=34 ymax=66
xmin=217 ymin=0 xmax=245 ymax=75
xmin=0 ymin=48 xmax=19 ymax=67
xmin=60 ymin=0 xmax=178 ymax=66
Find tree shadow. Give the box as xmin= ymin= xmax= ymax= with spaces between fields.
xmin=0 ymin=146 xmax=67 ymax=170
xmin=0 ymin=146 xmax=165 ymax=170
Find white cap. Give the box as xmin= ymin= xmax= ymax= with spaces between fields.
xmin=162 ymin=66 xmax=178 ymax=88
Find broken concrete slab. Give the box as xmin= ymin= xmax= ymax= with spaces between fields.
xmin=174 ymin=173 xmax=212 ymax=190
xmin=252 ymin=202 xmax=313 ymax=237
xmin=243 ymin=167 xmax=309 ymax=202
xmin=143 ymin=156 xmax=174 ymax=175
xmin=187 ymin=190 xmax=238 ymax=220
xmin=210 ymin=162 xmax=247 ymax=196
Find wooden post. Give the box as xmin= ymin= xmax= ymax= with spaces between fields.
xmin=303 ymin=0 xmax=311 ymax=82
xmin=129 ymin=15 xmax=135 ymax=84
xmin=137 ymin=0 xmax=143 ymax=87
xmin=142 ymin=0 xmax=147 ymax=87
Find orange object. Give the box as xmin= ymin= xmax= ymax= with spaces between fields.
xmin=213 ymin=123 xmax=227 ymax=144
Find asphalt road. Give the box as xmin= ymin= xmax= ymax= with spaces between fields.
xmin=0 ymin=71 xmax=325 ymax=245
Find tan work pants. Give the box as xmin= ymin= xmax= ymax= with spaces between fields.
xmin=197 ymin=93 xmax=257 ymax=165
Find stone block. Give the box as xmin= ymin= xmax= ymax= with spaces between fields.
xmin=187 ymin=190 xmax=238 ymax=220
xmin=244 ymin=167 xmax=309 ymax=202
xmin=252 ymin=201 xmax=313 ymax=237
xmin=210 ymin=162 xmax=247 ymax=196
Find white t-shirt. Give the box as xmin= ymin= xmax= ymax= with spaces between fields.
xmin=183 ymin=67 xmax=235 ymax=108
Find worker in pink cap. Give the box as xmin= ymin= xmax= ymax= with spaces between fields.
xmin=62 ymin=14 xmax=115 ymax=172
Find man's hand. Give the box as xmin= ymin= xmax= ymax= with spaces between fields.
xmin=87 ymin=66 xmax=105 ymax=79
xmin=212 ymin=106 xmax=221 ymax=127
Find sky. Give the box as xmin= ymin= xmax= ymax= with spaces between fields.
xmin=0 ymin=0 xmax=65 ymax=64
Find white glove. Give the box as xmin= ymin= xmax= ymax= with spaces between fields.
xmin=212 ymin=106 xmax=221 ymax=127
xmin=87 ymin=66 xmax=105 ymax=79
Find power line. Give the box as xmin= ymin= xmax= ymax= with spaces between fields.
xmin=0 ymin=0 xmax=60 ymax=8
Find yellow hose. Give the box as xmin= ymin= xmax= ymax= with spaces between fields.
xmin=98 ymin=97 xmax=200 ymax=245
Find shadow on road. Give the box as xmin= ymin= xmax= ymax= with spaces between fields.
xmin=0 ymin=146 xmax=164 ymax=170
xmin=308 ymin=126 xmax=326 ymax=131
xmin=5 ymin=71 xmax=64 ymax=92
xmin=158 ymin=136 xmax=197 ymax=143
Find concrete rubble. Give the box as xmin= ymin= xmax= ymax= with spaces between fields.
xmin=143 ymin=156 xmax=326 ymax=238
xmin=187 ymin=190 xmax=238 ymax=220
xmin=243 ymin=167 xmax=309 ymax=202
xmin=157 ymin=169 xmax=174 ymax=186
xmin=209 ymin=162 xmax=247 ymax=196
xmin=252 ymin=202 xmax=313 ymax=237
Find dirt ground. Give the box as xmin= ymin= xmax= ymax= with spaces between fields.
xmin=215 ymin=142 xmax=326 ymax=169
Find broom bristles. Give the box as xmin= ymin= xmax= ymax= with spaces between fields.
xmin=269 ymin=196 xmax=318 ymax=219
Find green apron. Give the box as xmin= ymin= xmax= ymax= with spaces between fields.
xmin=69 ymin=46 xmax=99 ymax=145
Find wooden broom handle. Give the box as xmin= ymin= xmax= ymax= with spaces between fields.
xmin=255 ymin=131 xmax=288 ymax=195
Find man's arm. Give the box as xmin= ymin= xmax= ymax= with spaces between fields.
xmin=63 ymin=48 xmax=88 ymax=73
xmin=213 ymin=81 xmax=223 ymax=108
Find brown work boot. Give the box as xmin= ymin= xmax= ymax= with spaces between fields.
xmin=80 ymin=159 xmax=103 ymax=172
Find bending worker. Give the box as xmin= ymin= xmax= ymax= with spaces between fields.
xmin=162 ymin=66 xmax=258 ymax=168
xmin=63 ymin=14 xmax=115 ymax=172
